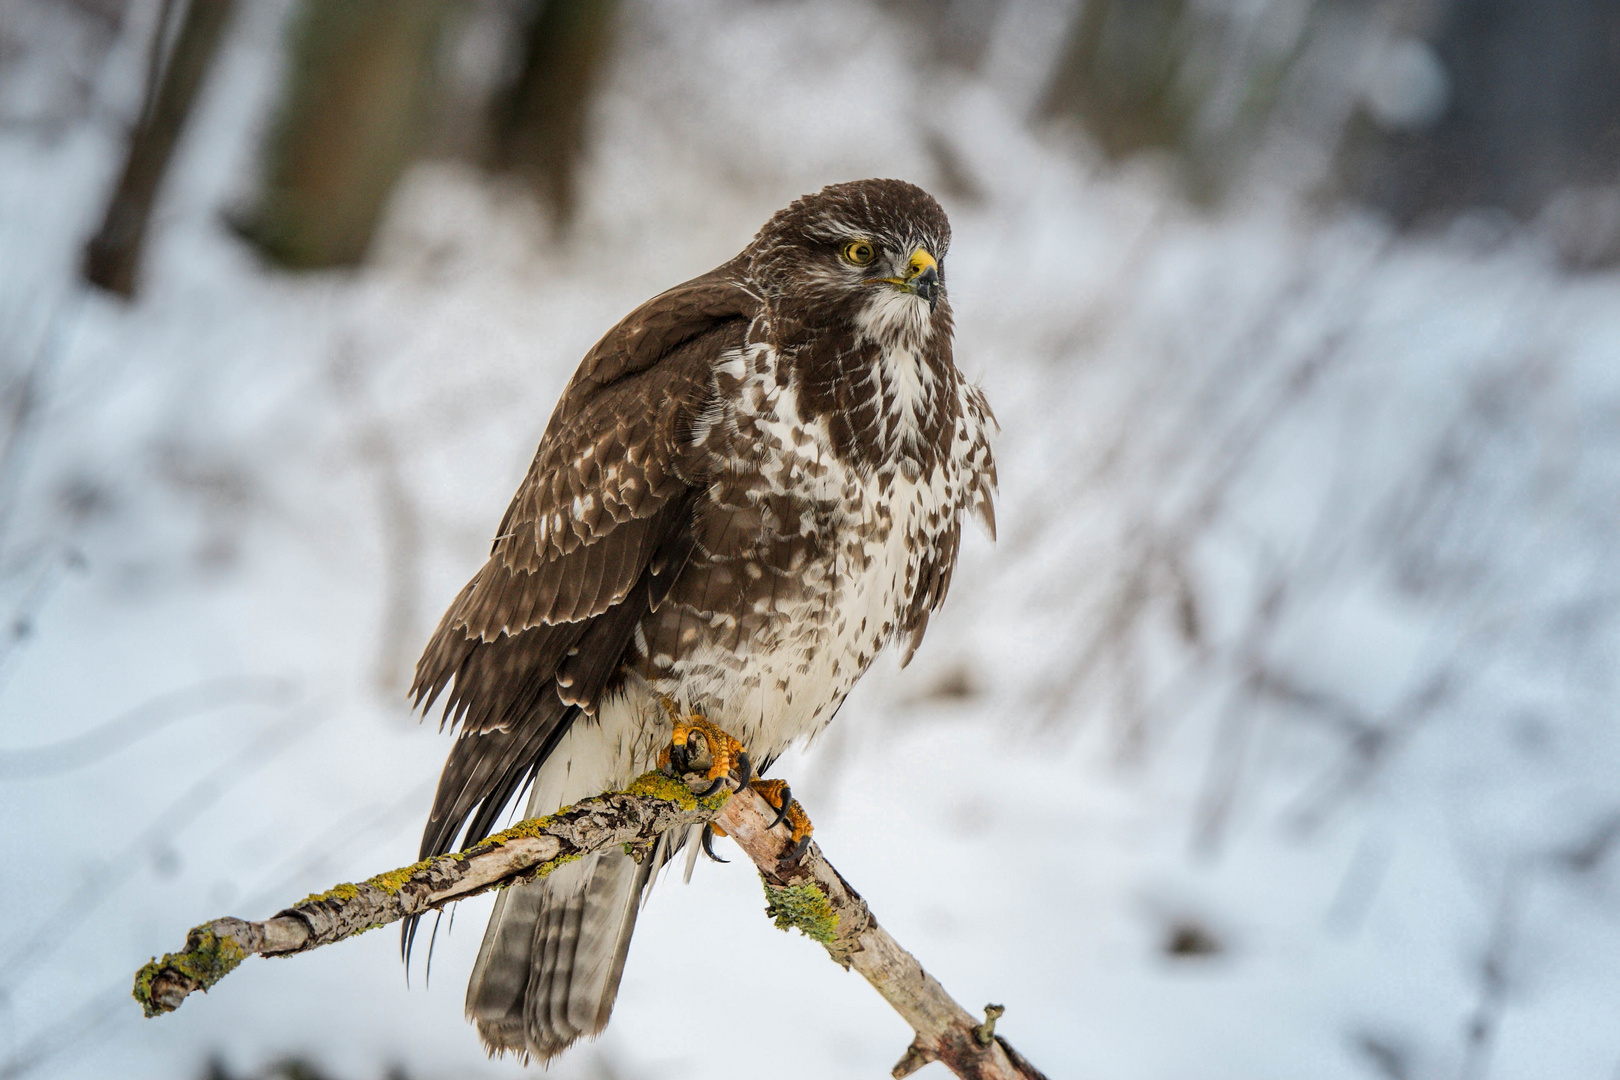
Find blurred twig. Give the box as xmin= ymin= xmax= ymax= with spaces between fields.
xmin=0 ymin=292 xmax=87 ymax=557
xmin=0 ymin=985 xmax=127 ymax=1080
xmin=0 ymin=773 xmax=431 ymax=1080
xmin=0 ymin=674 xmax=295 ymax=779
xmin=1282 ymin=668 xmax=1454 ymax=836
xmin=1192 ymin=573 xmax=1286 ymax=853
xmin=1458 ymin=870 xmax=1522 ymax=1080
xmin=0 ymin=541 xmax=81 ymax=696
xmin=1033 ymin=237 xmax=1388 ymax=751
xmin=362 ymin=431 xmax=423 ymax=699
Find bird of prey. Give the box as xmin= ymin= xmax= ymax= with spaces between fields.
xmin=411 ymin=178 xmax=997 ymax=1062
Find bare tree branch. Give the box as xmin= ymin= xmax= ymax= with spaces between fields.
xmin=133 ymin=771 xmax=1048 ymax=1080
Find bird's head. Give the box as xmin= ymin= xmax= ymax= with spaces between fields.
xmin=748 ymin=179 xmax=952 ymax=340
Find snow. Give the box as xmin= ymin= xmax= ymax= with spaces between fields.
xmin=2 ymin=1 xmax=1619 ymax=1078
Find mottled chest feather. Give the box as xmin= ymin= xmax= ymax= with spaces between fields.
xmin=628 ymin=316 xmax=996 ymax=752
xmin=770 ymin=289 xmax=961 ymax=477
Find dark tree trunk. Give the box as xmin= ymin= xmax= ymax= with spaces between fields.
xmin=1337 ymin=0 xmax=1620 ymax=229
xmin=485 ymin=0 xmax=620 ymax=229
xmin=234 ymin=0 xmax=454 ymax=270
xmin=82 ymin=0 xmax=235 ymax=298
xmin=1039 ymin=0 xmax=1197 ymax=161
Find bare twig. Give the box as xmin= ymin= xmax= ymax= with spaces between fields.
xmin=134 ymin=772 xmax=1047 ymax=1080
xmin=1458 ymin=871 xmax=1522 ymax=1080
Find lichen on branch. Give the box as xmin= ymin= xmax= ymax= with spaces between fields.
xmin=132 ymin=772 xmax=721 ymax=1016
xmin=134 ymin=924 xmax=249 ymax=1018
xmin=763 ymin=880 xmax=839 ymax=943
xmin=130 ymin=767 xmax=1047 ymax=1080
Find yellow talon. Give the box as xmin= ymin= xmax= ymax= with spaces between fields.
xmin=748 ymin=778 xmax=813 ymax=857
xmin=656 ymin=701 xmax=752 ymax=793
xmin=652 ymin=701 xmax=809 ymax=858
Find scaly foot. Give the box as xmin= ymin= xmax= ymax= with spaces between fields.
xmin=656 ymin=704 xmax=753 ymax=798
xmin=708 ymin=778 xmax=814 ymax=864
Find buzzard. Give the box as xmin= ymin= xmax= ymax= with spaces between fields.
xmin=411 ymin=179 xmax=997 ymax=1061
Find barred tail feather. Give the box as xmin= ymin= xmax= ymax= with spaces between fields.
xmin=468 ymin=847 xmax=653 ymax=1061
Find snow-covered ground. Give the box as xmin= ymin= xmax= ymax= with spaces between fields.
xmin=3 ymin=2 xmax=1619 ymax=1078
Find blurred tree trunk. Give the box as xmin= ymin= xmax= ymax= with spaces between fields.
xmin=485 ymin=0 xmax=619 ymax=230
xmin=82 ymin=0 xmax=235 ymax=298
xmin=1337 ymin=0 xmax=1620 ymax=239
xmin=1039 ymin=0 xmax=1198 ymax=160
xmin=880 ymin=0 xmax=1006 ymax=71
xmin=235 ymin=0 xmax=454 ymax=269
xmin=1035 ymin=0 xmax=1306 ymax=203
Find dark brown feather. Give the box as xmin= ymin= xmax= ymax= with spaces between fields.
xmin=410 ymin=268 xmax=756 ymax=905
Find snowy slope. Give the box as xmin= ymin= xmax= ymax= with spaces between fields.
xmin=2 ymin=2 xmax=1619 ymax=1079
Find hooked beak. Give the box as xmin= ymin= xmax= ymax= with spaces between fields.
xmin=905 ymin=248 xmax=940 ymax=311
xmin=910 ymin=263 xmax=940 ymax=310
xmin=870 ymin=248 xmax=942 ymax=311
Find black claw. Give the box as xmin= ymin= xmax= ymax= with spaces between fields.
xmin=784 ymin=833 xmax=812 ymax=864
xmin=694 ymin=776 xmax=726 ymax=798
xmin=733 ymin=751 xmax=753 ymax=790
xmin=700 ymin=824 xmax=728 ymax=863
xmin=768 ymin=786 xmax=793 ymax=830
xmin=667 ymin=744 xmax=689 ymax=777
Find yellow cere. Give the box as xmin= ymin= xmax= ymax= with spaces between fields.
xmin=907 ymin=248 xmax=937 ymax=278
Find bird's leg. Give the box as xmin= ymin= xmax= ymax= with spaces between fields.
xmin=654 ymin=700 xmax=812 ymax=861
xmin=709 ymin=778 xmax=815 ymax=863
xmin=656 ymin=704 xmax=752 ymax=797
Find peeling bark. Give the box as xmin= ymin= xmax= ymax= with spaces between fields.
xmin=133 ymin=772 xmax=1047 ymax=1080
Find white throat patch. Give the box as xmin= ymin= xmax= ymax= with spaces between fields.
xmin=855 ymin=289 xmax=938 ymax=448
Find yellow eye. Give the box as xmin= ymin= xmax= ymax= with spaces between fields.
xmin=841 ymin=240 xmax=877 ymax=266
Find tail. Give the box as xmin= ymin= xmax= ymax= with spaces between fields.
xmin=467 ymin=845 xmax=655 ymax=1061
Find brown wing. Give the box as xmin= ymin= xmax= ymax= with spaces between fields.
xmin=411 ymin=259 xmax=758 ymax=864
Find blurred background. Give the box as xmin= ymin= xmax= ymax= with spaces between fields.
xmin=2 ymin=1 xmax=1619 ymax=1077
